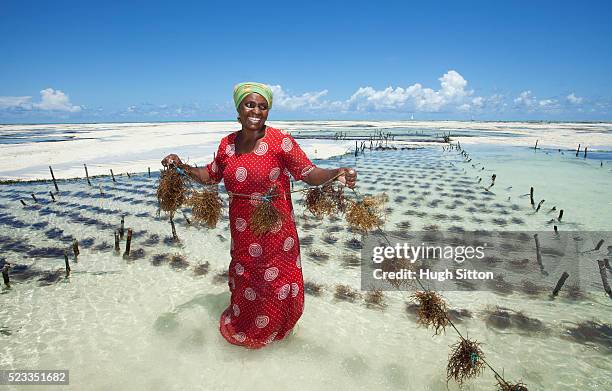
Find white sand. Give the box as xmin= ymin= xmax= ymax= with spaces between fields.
xmin=1 ymin=120 xmax=611 ymax=180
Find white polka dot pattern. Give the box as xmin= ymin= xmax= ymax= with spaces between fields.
xmin=235 ymin=167 xmax=247 ymax=182
xmin=283 ymin=237 xmax=294 ymax=251
xmin=244 ymin=287 xmax=256 ymax=301
xmin=254 ymin=141 xmax=268 ymax=156
xmin=248 ymin=243 xmax=262 ymax=257
xmin=255 ymin=315 xmax=269 ymax=328
xmin=235 ymin=218 xmax=247 ymax=232
xmin=264 ymin=267 xmax=279 ymax=281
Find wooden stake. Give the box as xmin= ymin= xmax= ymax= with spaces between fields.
xmin=84 ymin=164 xmax=92 ymax=186
xmin=594 ymin=239 xmax=604 ymax=251
xmin=536 ymin=199 xmax=545 ymax=212
xmin=123 ymin=228 xmax=132 ymax=259
xmin=120 ymin=216 xmax=125 ymax=239
xmin=49 ymin=191 xmax=56 ymax=202
xmin=99 ymin=184 xmax=104 ymax=196
xmin=20 ymin=200 xmax=26 ymax=206
xmin=72 ymin=239 xmax=80 ymax=261
xmin=110 ymin=169 xmax=116 ymax=182
xmin=530 ymin=187 xmax=534 ymax=206
xmin=575 ymin=144 xmax=580 ymax=157
xmin=126 ymin=172 xmax=131 ymax=178
xmin=584 ymin=146 xmax=588 ymax=158
xmin=170 ymin=218 xmax=179 ymax=241
xmin=534 ymin=234 xmax=546 ymax=275
xmin=31 ymin=193 xmax=38 ymax=202
xmin=49 ymin=166 xmax=59 ymax=192
xmin=182 ymin=212 xmax=191 ymax=225
xmin=2 ymin=264 xmax=9 ymax=287
xmin=558 ymin=209 xmax=564 ymax=221
xmin=597 ymin=260 xmax=612 ymax=298
xmin=552 ymin=271 xmax=569 ymax=297
xmin=554 ymin=225 xmax=558 ymax=233
xmin=148 ymin=167 xmax=151 ymax=177
xmin=64 ymin=251 xmax=71 ymax=277
xmin=114 ymin=231 xmax=120 ymax=253
xmin=534 ymin=140 xmax=538 ymax=150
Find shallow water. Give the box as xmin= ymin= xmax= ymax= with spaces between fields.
xmin=1 ymin=141 xmax=611 ymax=390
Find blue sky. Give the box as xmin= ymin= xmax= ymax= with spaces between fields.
xmin=1 ymin=0 xmax=611 ymax=123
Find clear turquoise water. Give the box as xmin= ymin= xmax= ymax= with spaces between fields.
xmin=0 ymin=138 xmax=610 ymax=390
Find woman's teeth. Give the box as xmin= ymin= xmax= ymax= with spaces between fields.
xmin=247 ymin=117 xmax=261 ymax=124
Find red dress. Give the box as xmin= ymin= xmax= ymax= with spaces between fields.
xmin=205 ymin=126 xmax=316 ymax=349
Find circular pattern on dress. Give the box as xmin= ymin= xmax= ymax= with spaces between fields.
xmin=283 ymin=168 xmax=291 ymax=177
xmin=281 ymin=137 xmax=293 ymax=152
xmin=248 ymin=243 xmax=262 ymax=257
xmin=249 ymin=192 xmax=263 ymax=206
xmin=291 ymin=282 xmax=300 ymax=298
xmin=270 ymin=219 xmax=282 ymax=233
xmin=301 ymin=165 xmax=315 ymax=177
xmin=235 ymin=263 xmax=244 ymax=276
xmin=233 ymin=332 xmax=246 ymax=343
xmin=244 ymin=287 xmax=256 ymax=301
xmin=225 ymin=143 xmax=235 ymax=156
xmin=277 ymin=284 xmax=290 ymax=300
xmin=235 ymin=167 xmax=247 ymax=182
xmin=254 ymin=141 xmax=268 ymax=156
xmin=235 ymin=218 xmax=247 ymax=232
xmin=265 ymin=331 xmax=278 ymax=344
xmin=269 ymin=167 xmax=280 ymax=181
xmin=232 ymin=303 xmax=240 ymax=317
xmin=255 ymin=315 xmax=269 ymax=328
xmin=283 ymin=237 xmax=295 ymax=251
xmin=263 ymin=267 xmax=279 ymax=281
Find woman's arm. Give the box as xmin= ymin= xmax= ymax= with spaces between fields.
xmin=303 ymin=167 xmax=357 ymax=189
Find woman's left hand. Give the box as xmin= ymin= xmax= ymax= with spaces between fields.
xmin=337 ymin=167 xmax=357 ymax=189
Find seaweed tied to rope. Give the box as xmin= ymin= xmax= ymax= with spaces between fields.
xmin=447 ymin=338 xmax=486 ymax=386
xmin=345 ymin=193 xmax=386 ymax=233
xmin=411 ymin=290 xmax=449 ymax=335
xmin=250 ymin=185 xmax=282 ymax=236
xmin=157 ymin=166 xmax=189 ymax=218
xmin=186 ymin=188 xmax=223 ymax=228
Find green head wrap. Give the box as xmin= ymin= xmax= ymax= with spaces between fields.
xmin=233 ymin=82 xmax=273 ymax=111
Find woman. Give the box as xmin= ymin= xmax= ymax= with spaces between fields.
xmin=162 ymin=82 xmax=357 ymax=349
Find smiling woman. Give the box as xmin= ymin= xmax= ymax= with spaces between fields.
xmin=161 ymin=82 xmax=357 ymax=349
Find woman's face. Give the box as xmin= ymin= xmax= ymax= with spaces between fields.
xmin=238 ymin=92 xmax=269 ymax=132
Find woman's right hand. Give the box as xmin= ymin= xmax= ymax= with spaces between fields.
xmin=161 ymin=154 xmax=182 ymax=168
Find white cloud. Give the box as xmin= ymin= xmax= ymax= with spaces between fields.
xmin=566 ymin=93 xmax=583 ymax=104
xmin=538 ymin=98 xmax=557 ymax=107
xmin=0 ymin=96 xmax=32 ymax=110
xmin=268 ymin=85 xmax=329 ymax=110
xmin=0 ymin=88 xmax=82 ymax=113
xmin=345 ymin=70 xmax=476 ymax=112
xmin=514 ymin=90 xmax=536 ymax=108
xmin=33 ymin=88 xmax=81 ymax=112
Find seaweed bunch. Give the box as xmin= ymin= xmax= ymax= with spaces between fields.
xmin=411 ymin=291 xmax=449 ymax=335
xmin=304 ymin=183 xmax=347 ymax=219
xmin=496 ymin=377 xmax=529 ymax=391
xmin=157 ymin=167 xmax=189 ymax=217
xmin=345 ymin=194 xmax=386 ymax=233
xmin=364 ymin=288 xmax=386 ymax=309
xmin=447 ymin=338 xmax=486 ymax=386
xmin=186 ymin=188 xmax=223 ymax=228
xmin=250 ymin=185 xmax=282 ymax=236
xmin=380 ymin=256 xmax=414 ymax=289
